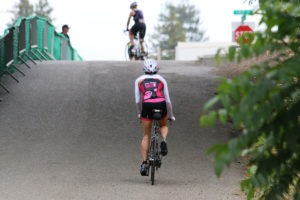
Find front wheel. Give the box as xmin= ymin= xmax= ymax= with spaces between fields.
xmin=151 ymin=164 xmax=155 ymax=185
xmin=125 ymin=43 xmax=132 ymax=61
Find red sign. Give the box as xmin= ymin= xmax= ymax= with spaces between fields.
xmin=234 ymin=25 xmax=253 ymax=44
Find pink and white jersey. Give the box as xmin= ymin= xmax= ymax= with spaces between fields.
xmin=135 ymin=74 xmax=174 ymax=118
xmin=139 ymin=78 xmax=165 ymax=103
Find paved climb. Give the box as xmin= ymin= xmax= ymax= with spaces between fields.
xmin=0 ymin=61 xmax=244 ymax=200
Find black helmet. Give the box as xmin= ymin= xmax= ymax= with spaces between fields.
xmin=130 ymin=2 xmax=137 ymax=9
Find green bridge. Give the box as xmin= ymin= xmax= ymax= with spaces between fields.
xmin=0 ymin=15 xmax=82 ymax=93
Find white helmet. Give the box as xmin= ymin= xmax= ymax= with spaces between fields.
xmin=143 ymin=59 xmax=159 ymax=74
xmin=130 ymin=2 xmax=137 ymax=9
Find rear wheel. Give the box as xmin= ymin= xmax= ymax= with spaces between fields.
xmin=125 ymin=43 xmax=134 ymax=61
xmin=150 ymin=136 xmax=156 ymax=185
xmin=151 ymin=164 xmax=155 ymax=185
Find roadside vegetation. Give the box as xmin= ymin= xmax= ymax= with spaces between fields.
xmin=201 ymin=0 xmax=300 ymax=199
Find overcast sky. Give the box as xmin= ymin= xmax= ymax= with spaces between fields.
xmin=0 ymin=0 xmax=259 ymax=60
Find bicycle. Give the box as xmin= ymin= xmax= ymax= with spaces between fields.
xmin=147 ymin=109 xmax=164 ymax=185
xmin=124 ymin=30 xmax=148 ymax=61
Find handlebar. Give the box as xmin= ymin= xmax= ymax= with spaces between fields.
xmin=168 ymin=119 xmax=174 ymax=126
xmin=123 ymin=29 xmax=129 ymax=37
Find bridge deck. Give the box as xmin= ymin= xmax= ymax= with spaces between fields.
xmin=0 ymin=61 xmax=244 ymax=200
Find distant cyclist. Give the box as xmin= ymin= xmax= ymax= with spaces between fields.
xmin=126 ymin=2 xmax=146 ymax=59
xmin=135 ymin=59 xmax=175 ymax=176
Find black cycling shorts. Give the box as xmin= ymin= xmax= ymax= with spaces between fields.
xmin=141 ymin=101 xmax=167 ymax=121
xmin=130 ymin=23 xmax=146 ymax=39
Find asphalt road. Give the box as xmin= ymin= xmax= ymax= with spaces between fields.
xmin=0 ymin=61 xmax=244 ymax=200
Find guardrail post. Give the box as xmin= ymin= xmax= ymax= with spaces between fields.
xmin=29 ymin=17 xmax=42 ymax=61
xmin=4 ymin=29 xmax=20 ymax=82
xmin=53 ymin=32 xmax=61 ymax=60
xmin=0 ymin=36 xmax=10 ymax=93
xmin=36 ymin=17 xmax=48 ymax=60
xmin=42 ymin=20 xmax=54 ymax=60
xmin=60 ymin=35 xmax=69 ymax=60
xmin=18 ymin=18 xmax=31 ymax=70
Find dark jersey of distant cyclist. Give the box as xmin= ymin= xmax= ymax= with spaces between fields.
xmin=133 ymin=10 xmax=144 ymax=24
xmin=131 ymin=9 xmax=146 ymax=39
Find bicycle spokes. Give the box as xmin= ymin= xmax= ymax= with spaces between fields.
xmin=147 ymin=120 xmax=162 ymax=185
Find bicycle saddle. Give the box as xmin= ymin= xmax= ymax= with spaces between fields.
xmin=152 ymin=109 xmax=162 ymax=120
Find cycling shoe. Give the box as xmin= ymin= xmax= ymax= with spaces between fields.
xmin=160 ymin=141 xmax=168 ymax=156
xmin=140 ymin=164 xmax=148 ymax=176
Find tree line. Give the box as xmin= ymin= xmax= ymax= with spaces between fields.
xmin=8 ymin=0 xmax=53 ymax=26
xmin=150 ymin=1 xmax=207 ymax=60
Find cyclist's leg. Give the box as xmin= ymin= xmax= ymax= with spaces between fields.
xmin=157 ymin=101 xmax=168 ymax=139
xmin=140 ymin=121 xmax=151 ymax=176
xmin=140 ymin=39 xmax=145 ymax=53
xmin=129 ymin=31 xmax=134 ymax=46
xmin=141 ymin=120 xmax=152 ymax=161
xmin=139 ymin=24 xmax=146 ymax=52
xmin=159 ymin=117 xmax=168 ymax=156
xmin=129 ymin=31 xmax=135 ymax=61
xmin=130 ymin=24 xmax=139 ymax=45
xmin=158 ymin=101 xmax=168 ymax=156
xmin=159 ymin=117 xmax=168 ymax=139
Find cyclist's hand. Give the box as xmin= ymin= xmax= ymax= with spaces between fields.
xmin=168 ymin=116 xmax=176 ymax=122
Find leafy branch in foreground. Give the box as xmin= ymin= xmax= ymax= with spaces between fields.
xmin=201 ymin=0 xmax=300 ymax=199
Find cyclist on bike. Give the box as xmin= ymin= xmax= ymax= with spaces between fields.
xmin=126 ymin=2 xmax=146 ymax=59
xmin=135 ymin=59 xmax=175 ymax=176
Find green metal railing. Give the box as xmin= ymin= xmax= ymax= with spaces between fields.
xmin=0 ymin=15 xmax=82 ymax=93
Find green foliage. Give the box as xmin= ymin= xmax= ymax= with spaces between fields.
xmin=8 ymin=0 xmax=54 ymax=27
xmin=35 ymin=0 xmax=54 ymax=23
xmin=8 ymin=0 xmax=34 ymax=26
xmin=201 ymin=0 xmax=300 ymax=199
xmin=150 ymin=0 xmax=207 ymax=60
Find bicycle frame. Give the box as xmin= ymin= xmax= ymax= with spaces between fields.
xmin=132 ymin=38 xmax=142 ymax=59
xmin=148 ymin=119 xmax=162 ymax=185
xmin=149 ymin=120 xmax=159 ymax=162
xmin=124 ymin=30 xmax=148 ymax=61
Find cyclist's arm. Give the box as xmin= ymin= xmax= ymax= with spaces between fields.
xmin=160 ymin=77 xmax=175 ymax=120
xmin=127 ymin=11 xmax=135 ymax=30
xmin=135 ymin=78 xmax=142 ymax=115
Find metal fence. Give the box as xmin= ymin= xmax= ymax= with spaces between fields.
xmin=0 ymin=15 xmax=82 ymax=93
